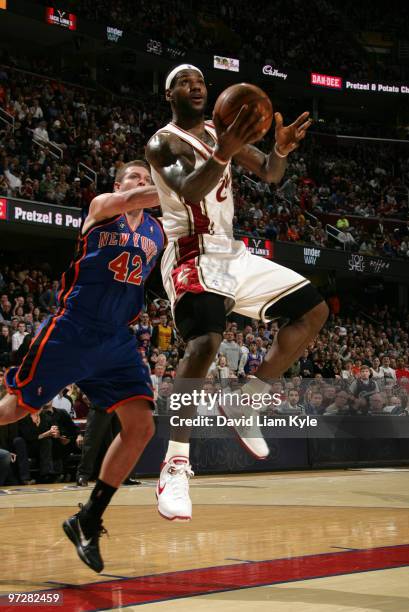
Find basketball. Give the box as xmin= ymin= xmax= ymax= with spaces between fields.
xmin=213 ymin=83 xmax=273 ymax=140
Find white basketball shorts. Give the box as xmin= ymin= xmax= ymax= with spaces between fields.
xmin=161 ymin=234 xmax=309 ymax=321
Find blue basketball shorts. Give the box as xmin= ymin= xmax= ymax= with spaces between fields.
xmin=5 ymin=314 xmax=154 ymax=413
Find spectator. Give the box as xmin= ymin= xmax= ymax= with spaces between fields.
xmin=341 ymin=360 xmax=355 ymax=384
xmin=42 ymin=400 xmax=80 ymax=480
xmin=219 ymin=331 xmax=241 ymax=374
xmin=152 ymin=314 xmax=175 ymax=352
xmin=371 ymin=356 xmax=384 ymax=383
xmin=324 ymin=390 xmax=351 ymax=415
xmin=11 ymin=322 xmax=28 ymax=352
xmin=395 ymin=357 xmax=409 ymax=384
xmin=349 ymin=365 xmax=379 ymax=399
xmin=0 ymin=325 xmax=11 ymax=367
xmin=209 ymin=354 xmax=230 ymax=384
xmin=0 ymin=423 xmax=36 ymax=485
xmin=244 ymin=342 xmax=263 ymax=375
xmin=39 ymin=280 xmax=59 ymax=313
xmin=383 ymin=395 xmax=404 ymax=415
xmin=304 ymin=390 xmax=324 ymax=415
xmin=52 ymin=389 xmax=75 ymax=418
xmin=299 ymin=349 xmax=315 ymax=378
xmin=156 ymin=377 xmax=174 ymax=415
xmin=368 ymin=393 xmax=388 ymax=415
xmin=73 ymin=391 xmax=91 ymax=419
xmin=14 ymin=331 xmax=33 ymax=366
xmin=76 ymin=408 xmax=117 ymax=487
xmin=336 ymin=215 xmax=350 ymax=231
xmin=277 ymin=389 xmax=304 ymax=414
xmin=18 ymin=410 xmax=55 ymax=482
xmin=151 ymin=364 xmax=165 ymax=400
xmin=0 ymin=448 xmax=12 ymax=487
xmin=133 ymin=312 xmax=153 ymax=352
xmin=380 ymin=356 xmax=396 ymax=382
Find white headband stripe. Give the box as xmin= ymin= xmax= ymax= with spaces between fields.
xmin=165 ymin=64 xmax=204 ymax=90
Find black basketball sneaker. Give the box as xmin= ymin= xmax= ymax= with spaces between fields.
xmin=62 ymin=505 xmax=107 ymax=573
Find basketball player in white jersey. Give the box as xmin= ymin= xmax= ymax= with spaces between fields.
xmin=146 ymin=64 xmax=328 ymax=521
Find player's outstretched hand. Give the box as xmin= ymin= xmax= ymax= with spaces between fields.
xmin=213 ymin=105 xmax=265 ymax=161
xmin=275 ymin=111 xmax=312 ymax=156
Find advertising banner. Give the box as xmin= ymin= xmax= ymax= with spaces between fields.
xmin=241 ymin=236 xmax=274 ymax=259
xmin=0 ymin=198 xmax=81 ymax=230
xmin=45 ymin=7 xmax=77 ymax=30
xmin=274 ymin=242 xmax=407 ymax=281
xmin=214 ymin=55 xmax=240 ymax=72
xmin=311 ymin=72 xmax=343 ymax=90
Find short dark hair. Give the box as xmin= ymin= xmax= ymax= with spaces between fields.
xmin=115 ymin=160 xmax=150 ymax=184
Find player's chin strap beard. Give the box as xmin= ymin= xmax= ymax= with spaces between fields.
xmin=174 ymin=99 xmax=204 ymax=123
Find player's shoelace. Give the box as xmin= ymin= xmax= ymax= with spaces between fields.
xmin=77 ymin=503 xmax=108 ymax=540
xmin=167 ymin=462 xmax=194 ymax=500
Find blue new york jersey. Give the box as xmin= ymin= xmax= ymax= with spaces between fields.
xmin=6 ymin=212 xmax=164 ymax=412
xmin=58 ymin=213 xmax=164 ymax=327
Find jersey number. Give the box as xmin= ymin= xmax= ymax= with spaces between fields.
xmin=108 ymin=252 xmax=142 ymax=285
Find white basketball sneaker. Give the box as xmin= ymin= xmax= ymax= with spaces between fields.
xmin=156 ymin=456 xmax=194 ymax=521
xmin=219 ymin=391 xmax=270 ymax=459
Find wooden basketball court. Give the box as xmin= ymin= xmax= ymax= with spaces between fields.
xmin=1 ymin=469 xmax=408 ymax=611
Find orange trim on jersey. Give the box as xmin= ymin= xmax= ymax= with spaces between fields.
xmin=123 ymin=212 xmax=144 ymax=234
xmin=106 ymin=394 xmax=154 ymax=413
xmin=16 ymin=315 xmax=63 ymax=387
xmin=81 ymin=214 xmax=122 ymax=238
xmin=128 ymin=309 xmax=142 ymax=325
xmin=15 ymin=317 xmax=54 ymax=387
xmin=3 ymin=379 xmax=39 ymax=414
xmin=16 ymin=237 xmax=89 ymax=388
xmin=61 ymin=235 xmax=88 ymax=310
xmin=57 ymin=271 xmax=66 ymax=303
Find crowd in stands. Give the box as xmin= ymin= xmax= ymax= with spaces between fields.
xmin=0 ymin=256 xmax=408 ymax=485
xmin=1 ymin=259 xmax=409 ymax=411
xmin=233 ymin=136 xmax=409 ymax=258
xmin=1 ymin=49 xmax=409 ymax=259
xmin=33 ymin=0 xmax=390 ymax=80
xmin=0 ymin=58 xmax=169 ymax=213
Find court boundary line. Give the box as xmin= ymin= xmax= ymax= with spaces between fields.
xmin=90 ymin=563 xmax=409 ymax=611
xmin=1 ymin=543 xmax=409 ymax=611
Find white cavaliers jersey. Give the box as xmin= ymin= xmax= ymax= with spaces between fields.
xmin=149 ymin=121 xmax=234 ymax=242
xmin=149 ymin=120 xmax=309 ymax=320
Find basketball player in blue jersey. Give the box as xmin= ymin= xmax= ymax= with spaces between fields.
xmin=0 ymin=160 xmax=165 ymax=572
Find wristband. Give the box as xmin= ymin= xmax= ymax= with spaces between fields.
xmin=274 ymin=143 xmax=288 ymax=158
xmin=212 ymin=152 xmax=229 ymax=165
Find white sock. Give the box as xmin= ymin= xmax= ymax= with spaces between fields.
xmin=165 ymin=441 xmax=190 ymax=462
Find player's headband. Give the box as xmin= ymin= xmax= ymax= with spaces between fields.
xmin=165 ymin=64 xmax=204 ymax=90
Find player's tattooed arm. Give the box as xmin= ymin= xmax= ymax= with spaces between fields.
xmin=233 ymin=111 xmax=312 ymax=184
xmin=89 ymin=185 xmax=159 ymax=221
xmin=146 ymin=132 xmax=226 ymax=202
